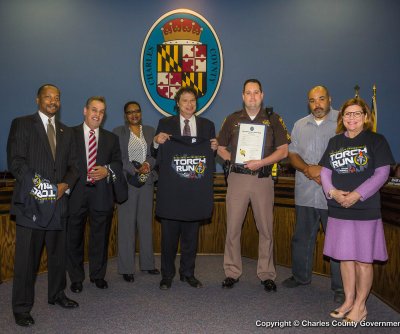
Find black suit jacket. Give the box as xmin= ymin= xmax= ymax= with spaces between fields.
xmin=7 ymin=112 xmax=79 ymax=229
xmin=152 ymin=115 xmax=216 ymax=158
xmin=68 ymin=124 xmax=126 ymax=214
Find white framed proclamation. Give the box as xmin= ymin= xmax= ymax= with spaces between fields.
xmin=235 ymin=123 xmax=266 ymax=164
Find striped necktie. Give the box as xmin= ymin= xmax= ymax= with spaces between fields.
xmin=87 ymin=129 xmax=97 ymax=183
xmin=47 ymin=118 xmax=56 ymax=160
xmin=183 ymin=119 xmax=191 ymax=136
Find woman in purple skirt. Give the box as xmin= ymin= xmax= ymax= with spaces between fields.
xmin=319 ymin=97 xmax=395 ymax=323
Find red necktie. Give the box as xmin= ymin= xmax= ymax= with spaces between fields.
xmin=87 ymin=130 xmax=97 ymax=183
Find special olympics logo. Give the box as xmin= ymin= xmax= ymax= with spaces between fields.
xmin=141 ymin=9 xmax=223 ymax=116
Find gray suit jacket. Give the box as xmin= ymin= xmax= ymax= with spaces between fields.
xmin=113 ymin=124 xmax=157 ymax=184
xmin=7 ymin=112 xmax=79 ymax=229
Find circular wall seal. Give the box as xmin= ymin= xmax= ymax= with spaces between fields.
xmin=141 ymin=9 xmax=223 ymax=116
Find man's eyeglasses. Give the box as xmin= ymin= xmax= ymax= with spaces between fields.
xmin=125 ymin=110 xmax=141 ymax=115
xmin=343 ymin=111 xmax=363 ymax=119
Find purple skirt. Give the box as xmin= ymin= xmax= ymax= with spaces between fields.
xmin=323 ymin=217 xmax=388 ymax=263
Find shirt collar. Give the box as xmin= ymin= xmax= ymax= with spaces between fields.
xmin=180 ymin=114 xmax=195 ymax=123
xmin=83 ymin=122 xmax=99 ymax=137
xmin=38 ymin=110 xmax=56 ymax=127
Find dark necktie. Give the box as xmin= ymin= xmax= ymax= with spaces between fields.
xmin=183 ymin=119 xmax=191 ymax=136
xmin=47 ymin=118 xmax=56 ymax=160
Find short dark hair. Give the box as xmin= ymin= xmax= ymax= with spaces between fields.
xmin=243 ymin=79 xmax=263 ymax=93
xmin=124 ymin=101 xmax=141 ymax=113
xmin=174 ymin=86 xmax=198 ymax=104
xmin=37 ymin=84 xmax=60 ymax=97
xmin=85 ymin=96 xmax=106 ymax=109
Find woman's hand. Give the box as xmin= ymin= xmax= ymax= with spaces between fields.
xmin=340 ymin=191 xmax=362 ymax=208
xmin=330 ymin=189 xmax=350 ymax=205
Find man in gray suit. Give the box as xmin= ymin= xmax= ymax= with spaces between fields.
xmin=7 ymin=84 xmax=80 ymax=327
xmin=113 ymin=101 xmax=159 ymax=283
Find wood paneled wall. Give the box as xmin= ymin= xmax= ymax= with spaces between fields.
xmin=1 ymin=175 xmax=399 ymax=312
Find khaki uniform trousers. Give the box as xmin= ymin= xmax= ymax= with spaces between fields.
xmin=224 ymin=172 xmax=276 ymax=281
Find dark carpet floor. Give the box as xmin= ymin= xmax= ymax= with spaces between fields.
xmin=0 ymin=255 xmax=399 ymax=333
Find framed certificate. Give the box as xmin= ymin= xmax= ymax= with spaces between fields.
xmin=235 ymin=123 xmax=266 ymax=164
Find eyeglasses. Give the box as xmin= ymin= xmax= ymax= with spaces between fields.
xmin=343 ymin=111 xmax=364 ymax=119
xmin=125 ymin=110 xmax=141 ymax=115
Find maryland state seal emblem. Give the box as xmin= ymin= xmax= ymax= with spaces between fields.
xmin=141 ymin=9 xmax=223 ymax=116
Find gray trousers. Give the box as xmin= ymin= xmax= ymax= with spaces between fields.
xmin=291 ymin=205 xmax=343 ymax=291
xmin=117 ymin=183 xmax=155 ymax=274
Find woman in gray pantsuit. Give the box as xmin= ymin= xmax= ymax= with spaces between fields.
xmin=113 ymin=101 xmax=159 ymax=282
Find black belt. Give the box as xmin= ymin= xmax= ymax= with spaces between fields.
xmin=230 ymin=164 xmax=260 ymax=176
xmin=230 ymin=164 xmax=271 ymax=178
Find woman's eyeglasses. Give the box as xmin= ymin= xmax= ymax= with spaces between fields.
xmin=343 ymin=111 xmax=363 ymax=119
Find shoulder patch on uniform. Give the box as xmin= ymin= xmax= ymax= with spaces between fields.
xmin=278 ymin=116 xmax=291 ymax=141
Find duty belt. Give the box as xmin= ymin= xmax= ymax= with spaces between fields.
xmin=230 ymin=164 xmax=271 ymax=178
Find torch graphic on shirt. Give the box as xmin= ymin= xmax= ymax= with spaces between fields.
xmin=354 ymin=150 xmax=368 ymax=167
xmin=195 ymin=161 xmax=205 ymax=175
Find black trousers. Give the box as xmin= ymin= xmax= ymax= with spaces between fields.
xmin=12 ymin=222 xmax=67 ymax=313
xmin=160 ymin=219 xmax=199 ymax=279
xmin=67 ymin=187 xmax=113 ymax=283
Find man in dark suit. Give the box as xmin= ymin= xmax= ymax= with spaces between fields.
xmin=7 ymin=84 xmax=80 ymax=327
xmin=152 ymin=86 xmax=218 ymax=290
xmin=67 ymin=96 xmax=125 ymax=293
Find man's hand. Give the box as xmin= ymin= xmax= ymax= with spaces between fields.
xmin=154 ymin=132 xmax=171 ymax=145
xmin=244 ymin=160 xmax=263 ymax=171
xmin=57 ymin=182 xmax=69 ymax=200
xmin=88 ymin=165 xmax=108 ymax=181
xmin=210 ymin=138 xmax=218 ymax=151
xmin=304 ymin=165 xmax=322 ymax=184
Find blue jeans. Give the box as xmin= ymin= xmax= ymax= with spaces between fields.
xmin=291 ymin=205 xmax=343 ymax=291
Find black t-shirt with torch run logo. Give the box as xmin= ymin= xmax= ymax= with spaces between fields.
xmin=156 ymin=136 xmax=215 ymax=221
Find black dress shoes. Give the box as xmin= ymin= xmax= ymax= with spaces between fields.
xmin=222 ymin=277 xmax=239 ymax=289
xmin=180 ymin=275 xmax=203 ymax=288
xmin=90 ymin=278 xmax=108 ymax=289
xmin=14 ymin=312 xmax=35 ymax=327
xmin=70 ymin=281 xmax=83 ymax=293
xmin=262 ymin=279 xmax=277 ymax=292
xmin=282 ymin=276 xmax=304 ymax=288
xmin=123 ymin=274 xmax=135 ymax=282
xmin=159 ymin=278 xmax=172 ymax=290
xmin=48 ymin=292 xmax=79 ymax=308
xmin=142 ymin=269 xmax=160 ymax=275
